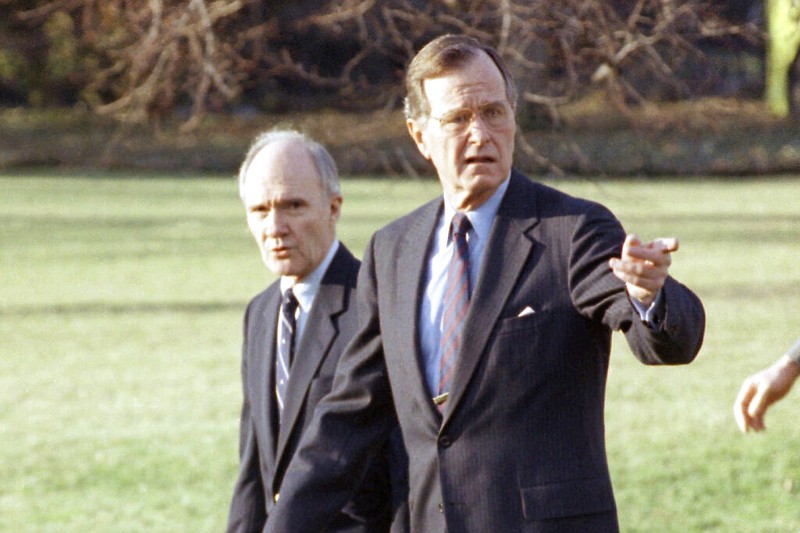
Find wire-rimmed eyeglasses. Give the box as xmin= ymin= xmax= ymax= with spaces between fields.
xmin=428 ymin=101 xmax=513 ymax=134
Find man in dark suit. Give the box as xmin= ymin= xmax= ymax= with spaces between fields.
xmin=265 ymin=35 xmax=706 ymax=533
xmin=226 ymin=129 xmax=395 ymax=532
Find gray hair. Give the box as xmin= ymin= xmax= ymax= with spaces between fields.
xmin=237 ymin=129 xmax=341 ymax=200
xmin=403 ymin=34 xmax=518 ymax=123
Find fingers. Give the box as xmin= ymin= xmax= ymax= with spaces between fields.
xmin=733 ymin=380 xmax=762 ymax=433
xmin=609 ymin=234 xmax=678 ymax=304
xmin=746 ymin=385 xmax=769 ymax=431
xmin=733 ymin=357 xmax=800 ymax=434
xmin=736 ymin=381 xmax=768 ymax=432
xmin=657 ymin=237 xmax=679 ymax=254
xmin=620 ymin=234 xmax=641 ymax=259
xmin=623 ymin=235 xmax=678 ymax=266
xmin=734 ymin=370 xmax=785 ymax=433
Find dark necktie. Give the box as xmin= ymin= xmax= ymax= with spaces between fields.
xmin=276 ymin=287 xmax=298 ymax=418
xmin=437 ymin=212 xmax=472 ymax=409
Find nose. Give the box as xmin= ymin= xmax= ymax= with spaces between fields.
xmin=263 ymin=209 xmax=288 ymax=237
xmin=466 ymin=113 xmax=491 ymax=142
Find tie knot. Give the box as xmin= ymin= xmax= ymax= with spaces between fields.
xmin=451 ymin=212 xmax=471 ymax=237
xmin=282 ymin=288 xmax=298 ymax=314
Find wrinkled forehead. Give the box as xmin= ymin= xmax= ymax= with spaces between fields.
xmin=423 ymin=54 xmax=508 ymax=111
xmin=244 ymin=145 xmax=322 ymax=198
xmin=248 ymin=140 xmax=318 ymax=181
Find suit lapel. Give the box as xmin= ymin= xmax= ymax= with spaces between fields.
xmin=275 ymin=283 xmax=342 ymax=462
xmin=395 ymin=199 xmax=446 ymax=420
xmin=274 ymin=247 xmax=353 ymax=469
xmin=444 ymin=172 xmax=541 ymax=421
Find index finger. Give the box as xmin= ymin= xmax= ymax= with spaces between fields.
xmin=654 ymin=237 xmax=679 ymax=254
xmin=624 ymin=240 xmax=676 ymax=266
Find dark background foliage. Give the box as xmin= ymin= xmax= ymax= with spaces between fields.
xmin=1 ymin=0 xmax=798 ymax=176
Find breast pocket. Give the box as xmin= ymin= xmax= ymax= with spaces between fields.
xmin=488 ymin=310 xmax=553 ymax=381
xmin=495 ymin=310 xmax=548 ymax=336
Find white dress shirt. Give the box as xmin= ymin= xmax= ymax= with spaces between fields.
xmin=278 ymin=240 xmax=340 ymax=352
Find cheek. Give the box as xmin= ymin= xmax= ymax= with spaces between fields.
xmin=428 ymin=140 xmax=456 ymax=167
xmin=500 ymin=130 xmax=515 ymax=157
xmin=298 ymin=220 xmax=327 ymax=249
xmin=246 ymin=220 xmax=262 ymax=242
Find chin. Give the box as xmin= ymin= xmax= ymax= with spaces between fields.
xmin=467 ymin=171 xmax=505 ymax=190
xmin=463 ymin=162 xmax=501 ymax=177
xmin=264 ymin=258 xmax=291 ymax=276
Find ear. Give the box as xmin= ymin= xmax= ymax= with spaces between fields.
xmin=406 ymin=118 xmax=431 ymax=160
xmin=329 ymin=194 xmax=343 ymax=222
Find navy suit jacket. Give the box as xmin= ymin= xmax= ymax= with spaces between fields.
xmin=265 ymin=172 xmax=705 ymax=533
xmin=226 ymin=244 xmax=395 ymax=533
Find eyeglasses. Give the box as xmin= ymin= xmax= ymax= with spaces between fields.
xmin=429 ymin=101 xmax=513 ymax=134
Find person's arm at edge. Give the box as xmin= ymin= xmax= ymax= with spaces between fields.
xmin=734 ymin=338 xmax=800 ymax=433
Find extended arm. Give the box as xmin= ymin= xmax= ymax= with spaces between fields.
xmin=571 ymin=205 xmax=705 ymax=365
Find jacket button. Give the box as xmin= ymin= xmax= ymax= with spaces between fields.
xmin=438 ymin=503 xmax=444 ymax=513
xmin=439 ymin=435 xmax=452 ymax=448
xmin=273 ymin=492 xmax=280 ymax=503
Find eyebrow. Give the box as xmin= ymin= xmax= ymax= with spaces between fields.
xmin=247 ymin=196 xmax=309 ymax=211
xmin=439 ymin=100 xmax=508 ymax=114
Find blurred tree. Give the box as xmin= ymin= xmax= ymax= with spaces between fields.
xmin=0 ymin=0 xmax=760 ymax=129
xmin=3 ymin=0 xmax=252 ymax=128
xmin=265 ymin=0 xmax=760 ymax=124
xmin=765 ymin=0 xmax=800 ymax=116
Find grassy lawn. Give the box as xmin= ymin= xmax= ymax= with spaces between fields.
xmin=1 ymin=173 xmax=799 ymax=531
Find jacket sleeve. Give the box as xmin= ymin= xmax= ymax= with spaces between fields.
xmin=265 ymin=234 xmax=397 ymax=533
xmin=226 ymin=306 xmax=267 ymax=533
xmin=569 ymin=201 xmax=705 ymax=365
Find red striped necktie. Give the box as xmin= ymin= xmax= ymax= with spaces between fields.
xmin=437 ymin=212 xmax=472 ymax=411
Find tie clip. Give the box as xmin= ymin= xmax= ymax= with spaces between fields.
xmin=432 ymin=392 xmax=449 ymax=405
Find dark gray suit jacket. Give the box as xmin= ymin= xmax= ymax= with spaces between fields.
xmin=226 ymin=244 xmax=395 ymax=533
xmin=265 ymin=172 xmax=706 ymax=533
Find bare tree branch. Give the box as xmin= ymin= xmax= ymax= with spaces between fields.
xmin=4 ymin=0 xmax=760 ymax=130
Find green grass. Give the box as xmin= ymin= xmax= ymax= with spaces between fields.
xmin=2 ymin=173 xmax=800 ymax=532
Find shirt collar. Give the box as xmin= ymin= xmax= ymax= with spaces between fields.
xmin=442 ymin=173 xmax=511 ymax=243
xmin=280 ymin=239 xmax=340 ymax=313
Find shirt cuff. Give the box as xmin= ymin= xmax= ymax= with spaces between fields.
xmin=629 ymin=289 xmax=665 ymax=328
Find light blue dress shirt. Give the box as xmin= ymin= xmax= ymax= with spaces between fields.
xmin=418 ymin=179 xmax=510 ymax=395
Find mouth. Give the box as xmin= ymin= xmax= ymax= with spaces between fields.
xmin=269 ymin=245 xmax=292 ymax=257
xmin=465 ymin=155 xmax=496 ymax=165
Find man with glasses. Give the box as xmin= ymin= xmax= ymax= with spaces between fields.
xmin=266 ymin=34 xmax=705 ymax=532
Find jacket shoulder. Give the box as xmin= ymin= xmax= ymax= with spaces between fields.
xmin=244 ymin=281 xmax=279 ymax=317
xmin=375 ymin=196 xmax=440 ymax=238
xmin=510 ymin=171 xmax=614 ymax=220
